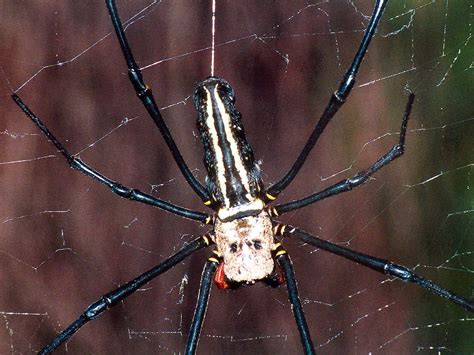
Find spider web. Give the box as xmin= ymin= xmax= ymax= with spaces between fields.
xmin=0 ymin=0 xmax=472 ymax=353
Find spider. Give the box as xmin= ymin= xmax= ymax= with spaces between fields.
xmin=11 ymin=0 xmax=474 ymax=353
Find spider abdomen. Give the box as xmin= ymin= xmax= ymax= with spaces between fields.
xmin=212 ymin=211 xmax=275 ymax=284
xmin=193 ymin=77 xmax=264 ymax=221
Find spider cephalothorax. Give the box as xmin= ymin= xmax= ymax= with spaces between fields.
xmin=213 ymin=210 xmax=274 ymax=285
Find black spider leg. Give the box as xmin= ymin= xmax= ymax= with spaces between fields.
xmin=266 ymin=0 xmax=389 ymax=200
xmin=12 ymin=94 xmax=210 ymax=224
xmin=185 ymin=257 xmax=218 ymax=355
xmin=105 ymin=0 xmax=210 ymax=203
xmin=275 ymin=248 xmax=316 ymax=355
xmin=275 ymin=225 xmax=474 ymax=313
xmin=272 ymin=93 xmax=413 ymax=216
xmin=38 ymin=235 xmax=212 ymax=354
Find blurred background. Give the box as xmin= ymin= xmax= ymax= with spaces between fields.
xmin=0 ymin=0 xmax=472 ymax=353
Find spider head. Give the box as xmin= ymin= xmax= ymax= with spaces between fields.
xmin=213 ymin=210 xmax=275 ymax=284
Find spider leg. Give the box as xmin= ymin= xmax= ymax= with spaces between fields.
xmin=271 ymin=93 xmax=413 ymax=216
xmin=266 ymin=0 xmax=389 ymax=200
xmin=105 ymin=0 xmax=210 ymax=203
xmin=185 ymin=257 xmax=218 ymax=355
xmin=275 ymin=225 xmax=474 ymax=313
xmin=12 ymin=94 xmax=211 ymax=224
xmin=276 ymin=249 xmax=316 ymax=355
xmin=38 ymin=235 xmax=212 ymax=354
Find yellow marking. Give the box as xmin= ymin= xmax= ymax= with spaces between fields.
xmin=212 ymin=249 xmax=221 ymax=257
xmin=205 ymin=215 xmax=213 ymax=225
xmin=217 ymin=198 xmax=265 ymax=221
xmin=271 ymin=207 xmax=279 ymax=216
xmin=273 ymin=225 xmax=279 ymax=235
xmin=266 ymin=192 xmax=277 ymax=201
xmin=273 ymin=224 xmax=286 ymax=236
xmin=203 ymin=200 xmax=212 ymax=206
xmin=275 ymin=249 xmax=287 ymax=257
xmin=202 ymin=235 xmax=210 ymax=246
xmin=272 ymin=242 xmax=282 ymax=250
xmin=208 ymin=257 xmax=219 ymax=263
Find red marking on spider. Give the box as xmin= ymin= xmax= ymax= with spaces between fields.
xmin=275 ymin=265 xmax=285 ymax=285
xmin=214 ymin=262 xmax=232 ymax=289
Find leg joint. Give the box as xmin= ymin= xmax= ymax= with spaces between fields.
xmin=128 ymin=68 xmax=150 ymax=98
xmin=385 ymin=263 xmax=413 ymax=281
xmin=112 ymin=184 xmax=132 ymax=197
xmin=84 ymin=297 xmax=111 ymax=320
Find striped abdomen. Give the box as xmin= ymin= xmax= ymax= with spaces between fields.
xmin=193 ymin=77 xmax=264 ymax=221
